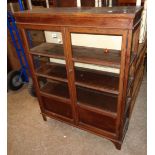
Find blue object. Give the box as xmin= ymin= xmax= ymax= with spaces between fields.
xmin=18 ymin=0 xmax=33 ymax=47
xmin=7 ymin=0 xmax=34 ymax=84
xmin=7 ymin=11 xmax=29 ymax=83
xmin=18 ymin=0 xmax=24 ymax=11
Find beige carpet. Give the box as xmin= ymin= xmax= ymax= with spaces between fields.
xmin=8 ymin=74 xmax=147 ymax=155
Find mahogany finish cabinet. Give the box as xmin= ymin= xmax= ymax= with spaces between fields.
xmin=14 ymin=6 xmax=144 ymax=150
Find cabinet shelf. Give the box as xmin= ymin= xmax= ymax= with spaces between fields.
xmin=72 ymin=45 xmax=121 ymax=68
xmin=30 ymin=43 xmax=65 ymax=59
xmin=30 ymin=42 xmax=121 ymax=68
xmin=40 ymin=80 xmax=70 ymax=103
xmin=75 ymin=68 xmax=119 ymax=95
xmin=41 ymin=80 xmax=118 ymax=115
xmin=36 ymin=62 xmax=119 ymax=94
xmin=77 ymin=86 xmax=118 ymax=113
xmin=35 ymin=63 xmax=67 ymax=83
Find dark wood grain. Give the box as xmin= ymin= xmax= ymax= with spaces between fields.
xmin=30 ymin=43 xmax=65 ymax=58
xmin=35 ymin=62 xmax=68 ymax=82
xmin=78 ymin=107 xmax=116 ymax=133
xmin=30 ymin=42 xmax=121 ymax=68
xmin=115 ymin=31 xmax=128 ymax=138
xmin=40 ymin=80 xmax=70 ymax=99
xmin=118 ymin=0 xmax=145 ymax=6
xmin=14 ymin=7 xmax=142 ymax=17
xmin=81 ymin=0 xmax=95 ymax=7
xmin=16 ymin=7 xmax=144 ymax=150
xmin=77 ymin=86 xmax=118 ymax=113
xmin=75 ymin=68 xmax=119 ymax=94
xmin=41 ymin=95 xmax=73 ymax=118
xmin=35 ymin=62 xmax=119 ymax=94
xmin=72 ymin=45 xmax=121 ymax=68
xmin=14 ymin=7 xmax=143 ymax=29
xmin=62 ymin=27 xmax=79 ymax=124
xmin=53 ymin=0 xmax=76 ymax=7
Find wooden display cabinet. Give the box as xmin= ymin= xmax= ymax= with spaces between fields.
xmin=14 ymin=6 xmax=144 ymax=150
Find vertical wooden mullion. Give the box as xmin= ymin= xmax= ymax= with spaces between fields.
xmin=133 ymin=25 xmax=140 ymax=55
xmin=20 ymin=28 xmax=47 ymax=121
xmin=116 ymin=30 xmax=133 ymax=139
xmin=62 ymin=27 xmax=78 ymax=124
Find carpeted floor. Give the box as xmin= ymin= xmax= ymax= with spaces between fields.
xmin=8 ymin=74 xmax=147 ymax=155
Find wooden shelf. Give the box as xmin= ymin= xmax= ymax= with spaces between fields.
xmin=40 ymin=80 xmax=70 ymax=102
xmin=35 ymin=62 xmax=119 ymax=94
xmin=72 ymin=45 xmax=121 ymax=68
xmin=35 ymin=63 xmax=67 ymax=83
xmin=30 ymin=43 xmax=121 ymax=68
xmin=77 ymin=86 xmax=118 ymax=113
xmin=30 ymin=43 xmax=65 ymax=59
xmin=75 ymin=68 xmax=119 ymax=95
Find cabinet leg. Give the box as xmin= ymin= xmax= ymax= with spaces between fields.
xmin=42 ymin=114 xmax=47 ymax=121
xmin=112 ymin=141 xmax=122 ymax=150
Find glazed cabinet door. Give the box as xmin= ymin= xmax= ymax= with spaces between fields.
xmin=21 ymin=27 xmax=76 ymax=123
xmin=64 ymin=27 xmax=129 ymax=136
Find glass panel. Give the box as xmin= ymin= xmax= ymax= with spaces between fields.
xmin=27 ymin=30 xmax=70 ymax=102
xmin=71 ymin=33 xmax=122 ymax=68
xmin=76 ymin=86 xmax=118 ymax=113
xmin=42 ymin=96 xmax=73 ymax=119
xmin=32 ymin=55 xmax=67 ymax=82
xmin=74 ymin=66 xmax=119 ymax=94
xmin=26 ymin=30 xmax=64 ymax=58
xmin=70 ymin=32 xmax=121 ymax=113
xmin=37 ymin=77 xmax=70 ymax=100
xmin=130 ymin=27 xmax=140 ymax=64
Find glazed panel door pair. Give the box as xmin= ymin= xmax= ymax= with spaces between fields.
xmin=21 ymin=25 xmax=133 ymax=137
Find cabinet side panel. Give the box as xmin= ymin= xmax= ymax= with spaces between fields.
xmin=116 ymin=30 xmax=132 ymax=140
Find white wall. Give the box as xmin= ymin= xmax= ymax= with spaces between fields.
xmin=45 ymin=31 xmax=122 ymax=50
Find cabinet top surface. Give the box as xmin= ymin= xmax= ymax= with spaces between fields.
xmin=14 ymin=6 xmax=143 ymax=18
